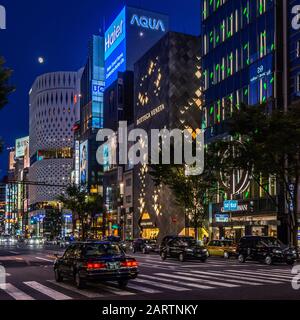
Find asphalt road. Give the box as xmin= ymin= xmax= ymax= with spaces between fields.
xmin=0 ymin=244 xmax=299 ymax=300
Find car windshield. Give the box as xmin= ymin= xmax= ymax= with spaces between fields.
xmin=179 ymin=238 xmax=197 ymax=246
xmin=221 ymin=240 xmax=234 ymax=246
xmin=260 ymin=237 xmax=283 ymax=247
xmin=84 ymin=243 xmax=121 ymax=257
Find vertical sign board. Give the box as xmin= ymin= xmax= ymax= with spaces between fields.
xmin=104 ymin=7 xmax=127 ymax=88
xmin=80 ymin=141 xmax=88 ymax=188
xmin=15 ymin=136 xmax=29 ymax=158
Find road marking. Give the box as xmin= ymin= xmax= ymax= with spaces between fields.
xmin=156 ymin=273 xmax=239 ymax=288
xmin=140 ymin=274 xmax=214 ymax=290
xmin=133 ymin=278 xmax=190 ymax=291
xmin=15 ymin=258 xmax=23 ymax=261
xmin=195 ymin=270 xmax=281 ymax=284
xmin=24 ymin=281 xmax=72 ymax=300
xmin=9 ymin=251 xmax=19 ymax=255
xmin=0 ymin=283 xmax=35 ymax=300
xmin=47 ymin=280 xmax=104 ymax=298
xmin=182 ymin=271 xmax=262 ymax=286
xmin=225 ymin=270 xmax=292 ymax=282
xmin=126 ymin=283 xmax=161 ymax=294
xmin=35 ymin=257 xmax=54 ymax=262
xmin=95 ymin=283 xmax=136 ymax=296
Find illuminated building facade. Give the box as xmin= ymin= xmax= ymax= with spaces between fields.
xmin=201 ymin=0 xmax=300 ymax=243
xmin=133 ymin=31 xmax=202 ymax=240
xmin=29 ymin=71 xmax=80 ymax=237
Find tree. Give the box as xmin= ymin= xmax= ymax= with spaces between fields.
xmin=0 ymin=56 xmax=14 ymax=153
xmin=0 ymin=56 xmax=14 ymax=109
xmin=213 ymin=102 xmax=300 ymax=245
xmin=57 ymin=185 xmax=103 ymax=240
xmin=149 ymin=146 xmax=220 ymax=240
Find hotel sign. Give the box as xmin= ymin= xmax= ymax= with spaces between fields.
xmin=136 ymin=104 xmax=165 ymax=125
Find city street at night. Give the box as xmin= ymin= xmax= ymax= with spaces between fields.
xmin=0 ymin=244 xmax=299 ymax=301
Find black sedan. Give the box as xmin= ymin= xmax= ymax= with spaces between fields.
xmin=160 ymin=236 xmax=208 ymax=262
xmin=54 ymin=241 xmax=139 ymax=289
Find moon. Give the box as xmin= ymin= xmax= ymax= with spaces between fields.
xmin=38 ymin=57 xmax=45 ymax=64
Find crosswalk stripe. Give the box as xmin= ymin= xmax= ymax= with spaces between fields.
xmin=261 ymin=269 xmax=294 ymax=275
xmin=241 ymin=269 xmax=293 ymax=278
xmin=35 ymin=257 xmax=54 ymax=262
xmin=222 ymin=271 xmax=284 ymax=283
xmin=95 ymin=284 xmax=136 ymax=296
xmin=155 ymin=273 xmax=239 ymax=288
xmin=225 ymin=270 xmax=292 ymax=282
xmin=47 ymin=280 xmax=104 ymax=298
xmin=24 ymin=281 xmax=72 ymax=300
xmin=133 ymin=278 xmax=190 ymax=291
xmin=0 ymin=283 xmax=35 ymax=300
xmin=179 ymin=271 xmax=262 ymax=286
xmin=126 ymin=283 xmax=161 ymax=294
xmin=192 ymin=271 xmax=279 ymax=284
xmin=140 ymin=274 xmax=214 ymax=289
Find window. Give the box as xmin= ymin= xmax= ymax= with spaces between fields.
xmin=126 ymin=178 xmax=132 ymax=187
xmin=297 ymin=73 xmax=300 ymax=93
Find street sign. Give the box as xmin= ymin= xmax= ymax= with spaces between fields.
xmin=223 ymin=200 xmax=238 ymax=212
xmin=215 ymin=214 xmax=229 ymax=223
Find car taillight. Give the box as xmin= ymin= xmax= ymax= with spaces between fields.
xmin=86 ymin=262 xmax=106 ymax=270
xmin=121 ymin=260 xmax=138 ymax=268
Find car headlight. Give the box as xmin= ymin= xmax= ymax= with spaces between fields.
xmin=185 ymin=248 xmax=193 ymax=252
xmin=273 ymin=249 xmax=282 ymax=254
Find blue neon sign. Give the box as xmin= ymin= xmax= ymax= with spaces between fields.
xmin=105 ymin=7 xmax=126 ymax=61
xmin=130 ymin=14 xmax=166 ymax=32
xmin=223 ymin=200 xmax=238 ymax=212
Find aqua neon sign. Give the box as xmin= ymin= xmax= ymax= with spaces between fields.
xmin=130 ymin=14 xmax=166 ymax=32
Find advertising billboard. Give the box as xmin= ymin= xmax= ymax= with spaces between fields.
xmin=104 ymin=6 xmax=169 ymax=89
xmin=80 ymin=140 xmax=88 ymax=187
xmin=9 ymin=151 xmax=16 ymax=170
xmin=15 ymin=136 xmax=29 ymax=158
xmin=105 ymin=7 xmax=127 ymax=88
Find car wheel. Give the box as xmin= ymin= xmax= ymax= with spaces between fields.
xmin=118 ymin=280 xmax=128 ymax=289
xmin=54 ymin=268 xmax=63 ymax=282
xmin=265 ymin=255 xmax=273 ymax=266
xmin=200 ymin=257 xmax=207 ymax=263
xmin=238 ymin=254 xmax=246 ymax=263
xmin=178 ymin=253 xmax=185 ymax=262
xmin=287 ymin=260 xmax=295 ymax=266
xmin=160 ymin=251 xmax=167 ymax=261
xmin=75 ymin=272 xmax=86 ymax=289
xmin=224 ymin=251 xmax=230 ymax=259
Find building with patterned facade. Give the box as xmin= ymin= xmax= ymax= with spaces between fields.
xmin=28 ymin=71 xmax=80 ymax=236
xmin=133 ymin=31 xmax=202 ymax=240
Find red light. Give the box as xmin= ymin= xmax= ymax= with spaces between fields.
xmin=87 ymin=262 xmax=106 ymax=270
xmin=121 ymin=260 xmax=138 ymax=268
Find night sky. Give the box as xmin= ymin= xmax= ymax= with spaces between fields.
xmin=0 ymin=0 xmax=201 ymax=178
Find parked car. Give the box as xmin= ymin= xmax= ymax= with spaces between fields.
xmin=206 ymin=239 xmax=237 ymax=259
xmin=237 ymin=236 xmax=298 ymax=265
xmin=53 ymin=241 xmax=139 ymax=289
xmin=132 ymin=238 xmax=157 ymax=254
xmin=160 ymin=236 xmax=208 ymax=262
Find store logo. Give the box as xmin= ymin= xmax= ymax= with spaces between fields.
xmin=130 ymin=15 xmax=166 ymax=32
xmin=291 ymin=265 xmax=300 ymax=290
xmin=105 ymin=19 xmax=124 ymax=54
xmin=0 ymin=5 xmax=6 ymax=30
xmin=292 ymin=5 xmax=300 ymax=30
